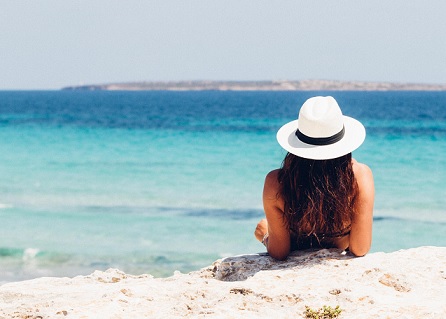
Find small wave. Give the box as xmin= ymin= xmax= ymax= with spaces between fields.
xmin=0 ymin=203 xmax=13 ymax=209
xmin=183 ymin=208 xmax=264 ymax=220
xmin=23 ymin=248 xmax=40 ymax=261
xmin=373 ymin=215 xmax=446 ymax=225
xmin=373 ymin=216 xmax=402 ymax=222
xmin=0 ymin=247 xmax=41 ymax=260
xmin=0 ymin=247 xmax=23 ymax=257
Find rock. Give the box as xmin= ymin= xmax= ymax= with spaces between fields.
xmin=0 ymin=247 xmax=444 ymax=318
xmin=213 ymin=249 xmax=351 ymax=281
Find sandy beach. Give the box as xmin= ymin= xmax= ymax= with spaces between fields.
xmin=0 ymin=246 xmax=444 ymax=318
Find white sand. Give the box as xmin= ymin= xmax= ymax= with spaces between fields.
xmin=0 ymin=246 xmax=444 ymax=318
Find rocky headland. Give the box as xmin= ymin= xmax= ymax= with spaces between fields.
xmin=62 ymin=80 xmax=446 ymax=91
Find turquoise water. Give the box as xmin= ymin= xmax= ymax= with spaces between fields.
xmin=0 ymin=91 xmax=445 ymax=283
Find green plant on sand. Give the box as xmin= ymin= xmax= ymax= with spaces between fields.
xmin=304 ymin=305 xmax=343 ymax=319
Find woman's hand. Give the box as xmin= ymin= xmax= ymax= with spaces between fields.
xmin=254 ymin=218 xmax=268 ymax=242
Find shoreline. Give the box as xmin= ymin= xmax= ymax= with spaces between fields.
xmin=1 ymin=246 xmax=444 ymax=318
xmin=61 ymin=79 xmax=446 ymax=91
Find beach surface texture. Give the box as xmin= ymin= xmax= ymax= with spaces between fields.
xmin=0 ymin=246 xmax=444 ymax=318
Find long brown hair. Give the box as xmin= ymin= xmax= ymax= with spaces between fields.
xmin=277 ymin=152 xmax=358 ymax=238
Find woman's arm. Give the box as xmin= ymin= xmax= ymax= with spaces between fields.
xmin=254 ymin=169 xmax=291 ymax=260
xmin=349 ymin=161 xmax=375 ymax=256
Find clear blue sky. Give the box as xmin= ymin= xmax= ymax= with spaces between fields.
xmin=1 ymin=1 xmax=446 ymax=90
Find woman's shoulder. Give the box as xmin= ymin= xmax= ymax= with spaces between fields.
xmin=265 ymin=169 xmax=280 ymax=183
xmin=263 ymin=169 xmax=282 ymax=201
xmin=352 ymin=159 xmax=374 ymax=196
xmin=352 ymin=159 xmax=373 ymax=181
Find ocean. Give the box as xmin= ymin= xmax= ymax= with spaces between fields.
xmin=0 ymin=90 xmax=445 ymax=283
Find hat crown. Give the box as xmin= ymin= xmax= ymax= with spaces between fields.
xmin=298 ymin=96 xmax=344 ymax=138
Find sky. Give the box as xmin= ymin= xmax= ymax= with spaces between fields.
xmin=1 ymin=1 xmax=446 ymax=90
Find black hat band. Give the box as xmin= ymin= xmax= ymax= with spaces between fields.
xmin=295 ymin=126 xmax=345 ymax=146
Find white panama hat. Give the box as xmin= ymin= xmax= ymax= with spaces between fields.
xmin=276 ymin=96 xmax=366 ymax=160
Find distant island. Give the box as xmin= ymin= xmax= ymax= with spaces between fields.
xmin=62 ymin=80 xmax=446 ymax=91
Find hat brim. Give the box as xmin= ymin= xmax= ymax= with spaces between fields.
xmin=276 ymin=116 xmax=366 ymax=160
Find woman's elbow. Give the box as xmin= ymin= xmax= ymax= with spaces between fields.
xmin=267 ymin=246 xmax=290 ymax=260
xmin=349 ymin=244 xmax=370 ymax=257
xmin=348 ymin=232 xmax=372 ymax=257
xmin=268 ymin=251 xmax=288 ymax=260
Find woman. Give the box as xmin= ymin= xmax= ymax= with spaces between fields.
xmin=255 ymin=96 xmax=374 ymax=259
